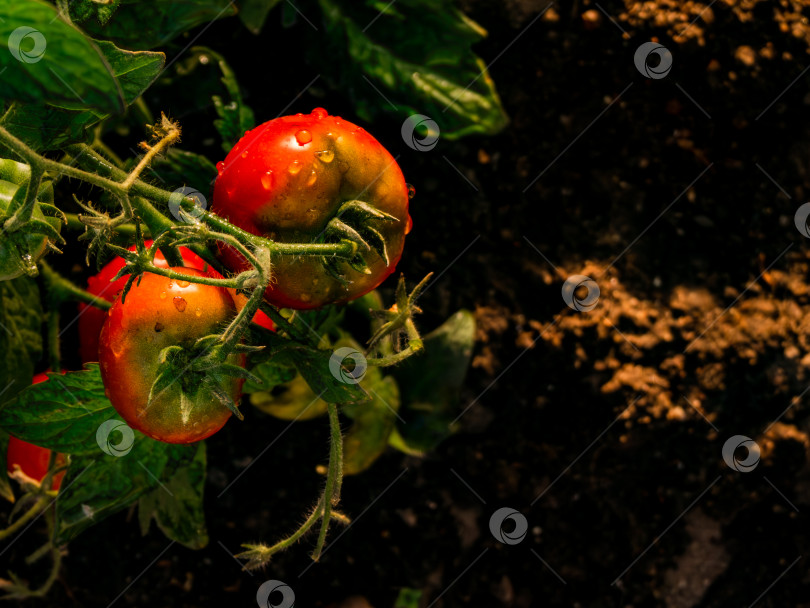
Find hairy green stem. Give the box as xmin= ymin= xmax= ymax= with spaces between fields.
xmin=366 ymin=318 xmax=424 ymax=366
xmin=39 ymin=260 xmax=111 ymax=310
xmin=258 ymin=302 xmax=301 ymax=339
xmin=65 ymin=213 xmax=144 ymax=235
xmin=254 ymin=495 xmax=326 ymax=559
xmin=0 ymin=496 xmax=49 ymax=541
xmin=136 ymin=263 xmax=241 ymax=288
xmin=311 ymin=401 xmax=344 ymax=561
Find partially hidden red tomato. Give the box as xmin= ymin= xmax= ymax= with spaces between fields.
xmin=99 ymin=268 xmax=244 ymax=444
xmin=79 ymin=240 xmax=273 ymax=362
xmin=79 ymin=241 xmax=209 ymax=363
xmin=6 ymin=373 xmax=66 ymax=490
xmin=212 ymin=107 xmax=412 ymax=310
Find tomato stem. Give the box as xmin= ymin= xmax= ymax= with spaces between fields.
xmin=311 ymin=400 xmax=344 ymax=561
xmin=237 ymin=398 xmax=345 ymax=569
xmin=0 ymin=495 xmax=49 ymax=541
xmin=39 ymin=260 xmax=112 ymax=311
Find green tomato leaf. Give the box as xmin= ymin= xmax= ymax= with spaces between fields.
xmin=138 ymin=441 xmax=208 ymax=550
xmin=54 ymin=435 xmax=198 ymax=545
xmin=250 ymin=332 xmax=368 ymax=404
xmin=93 ymin=40 xmax=165 ymax=106
xmin=249 ymin=373 xmax=330 ymax=421
xmin=0 ymin=365 xmax=122 ymax=457
xmin=342 ymin=369 xmax=400 ymax=475
xmin=76 ymin=0 xmax=238 ymax=51
xmin=0 ymin=429 xmax=14 ymax=503
xmin=313 ymin=0 xmax=509 ymax=140
xmin=243 ymin=358 xmax=298 ymax=395
xmin=0 ymin=40 xmax=163 ymax=152
xmin=238 ymin=0 xmax=283 ymax=35
xmin=0 ymin=103 xmax=99 ymax=152
xmin=0 ymin=276 xmax=42 ymax=404
xmin=387 ymin=427 xmax=425 ymax=457
xmin=391 ymin=310 xmax=475 ymax=452
xmin=0 ymin=0 xmax=128 ymax=113
xmin=289 ymin=345 xmax=369 ymax=405
xmin=69 ymin=0 xmax=122 ymax=26
xmin=394 ymin=588 xmax=423 ymax=608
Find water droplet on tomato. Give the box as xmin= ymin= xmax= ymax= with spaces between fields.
xmin=311 ymin=108 xmax=328 ymax=119
xmin=241 ymin=151 xmax=249 ymax=159
xmin=167 ymin=282 xmax=173 ymax=289
xmin=315 ymin=150 xmax=334 ymax=163
xmin=295 ymin=129 xmax=312 ymax=145
xmin=195 ymin=308 xmax=202 ymax=317
xmin=287 ymin=160 xmax=303 ymax=175
xmin=176 ymin=279 xmax=190 ymax=288
xmin=216 ymin=161 xmax=225 ymax=175
xmin=300 ymin=293 xmax=312 ymax=303
xmin=306 ymin=170 xmax=317 ymax=187
xmin=154 ymin=322 xmax=164 ymax=332
xmin=160 ymin=291 xmax=167 ymax=300
xmin=173 ymin=297 xmax=187 ymax=312
xmin=261 ymin=171 xmax=274 ymax=190
xmin=406 ymin=184 xmax=416 ymax=199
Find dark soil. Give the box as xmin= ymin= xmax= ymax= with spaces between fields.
xmin=8 ymin=0 xmax=810 ymax=606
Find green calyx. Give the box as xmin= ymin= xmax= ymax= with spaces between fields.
xmin=0 ymin=175 xmax=65 ymax=280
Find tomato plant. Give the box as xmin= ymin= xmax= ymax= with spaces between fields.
xmin=0 ymin=0 xmax=489 ymax=602
xmin=212 ymin=108 xmax=412 ymax=309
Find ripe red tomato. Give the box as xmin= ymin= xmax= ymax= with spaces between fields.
xmin=6 ymin=373 xmax=66 ymax=490
xmin=212 ymin=108 xmax=411 ymax=309
xmin=78 ymin=241 xmax=209 ymax=362
xmin=79 ymin=241 xmax=273 ymax=362
xmin=99 ymin=268 xmax=244 ymax=444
